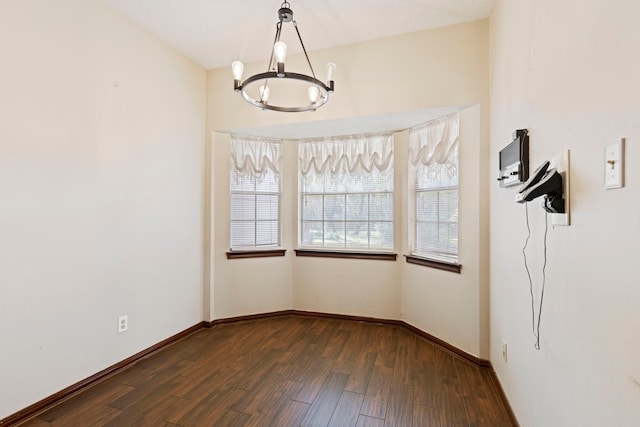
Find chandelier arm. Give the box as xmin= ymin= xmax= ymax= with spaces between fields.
xmin=267 ymin=21 xmax=283 ymax=73
xmin=292 ymin=20 xmax=317 ymax=80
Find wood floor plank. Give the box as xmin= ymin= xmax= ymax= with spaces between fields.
xmin=327 ymin=391 xmax=365 ymax=427
xmin=454 ymin=358 xmax=513 ymax=427
xmin=415 ymin=337 xmax=436 ymax=362
xmin=108 ymin=367 xmax=181 ymax=411
xmin=300 ymin=371 xmax=350 ymax=427
xmin=383 ymin=382 xmax=413 ymax=427
xmin=269 ymin=399 xmax=311 ymax=427
xmin=168 ymin=386 xmax=247 ymax=426
xmin=344 ymin=351 xmax=377 ymax=394
xmin=413 ymin=359 xmax=437 ymax=408
xmin=392 ymin=331 xmax=416 ymax=385
xmin=242 ymin=381 xmax=308 ymax=427
xmin=293 ymin=357 xmax=336 ymax=404
xmin=14 ymin=316 xmax=515 ymax=427
xmin=36 ymin=383 xmax=132 ymax=423
xmin=103 ymin=395 xmax=181 ymax=427
xmin=211 ymin=410 xmax=250 ymax=427
xmin=375 ymin=326 xmax=398 ymax=369
xmin=233 ymin=376 xmax=302 ymax=416
xmin=413 ymin=403 xmax=441 ymax=426
xmin=359 ymin=365 xmax=394 ymax=419
xmin=16 ymin=419 xmax=51 ymax=427
xmin=432 ymin=350 xmax=469 ymax=427
xmin=356 ymin=415 xmax=385 ymax=427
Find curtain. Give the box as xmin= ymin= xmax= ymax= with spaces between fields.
xmin=230 ymin=135 xmax=281 ymax=178
xmin=408 ymin=113 xmax=459 ymax=170
xmin=298 ymin=132 xmax=394 ymax=180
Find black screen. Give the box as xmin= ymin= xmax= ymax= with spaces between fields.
xmin=499 ymin=137 xmax=520 ymax=169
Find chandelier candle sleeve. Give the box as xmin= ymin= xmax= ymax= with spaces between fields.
xmin=230 ymin=1 xmax=335 ymax=113
xmin=308 ymin=86 xmax=320 ymax=103
xmin=274 ymin=41 xmax=287 ymax=77
xmin=326 ymin=63 xmax=336 ymax=91
xmin=232 ymin=61 xmax=244 ymax=91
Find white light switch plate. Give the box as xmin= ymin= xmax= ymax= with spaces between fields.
xmin=605 ymin=139 xmax=624 ymax=189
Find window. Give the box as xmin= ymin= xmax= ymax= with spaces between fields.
xmin=408 ymin=114 xmax=459 ymax=265
xmin=230 ymin=136 xmax=281 ymax=250
xmin=298 ymin=133 xmax=394 ymax=251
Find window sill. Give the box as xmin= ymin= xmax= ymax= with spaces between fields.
xmin=226 ymin=249 xmax=286 ymax=259
xmin=404 ymin=255 xmax=461 ymax=273
xmin=295 ymin=249 xmax=397 ymax=261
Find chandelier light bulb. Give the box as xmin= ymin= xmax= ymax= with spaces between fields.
xmin=231 ymin=61 xmax=244 ymax=80
xmin=259 ymin=85 xmax=270 ymax=103
xmin=274 ymin=41 xmax=288 ymax=63
xmin=326 ymin=63 xmax=336 ymax=81
xmin=308 ymin=86 xmax=320 ymax=103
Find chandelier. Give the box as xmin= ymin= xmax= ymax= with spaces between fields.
xmin=231 ymin=1 xmax=336 ymax=113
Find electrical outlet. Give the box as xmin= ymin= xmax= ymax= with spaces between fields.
xmin=118 ymin=315 xmax=128 ymax=334
xmin=502 ymin=340 xmax=508 ymax=363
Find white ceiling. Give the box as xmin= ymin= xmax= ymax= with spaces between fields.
xmin=102 ymin=0 xmax=495 ymax=70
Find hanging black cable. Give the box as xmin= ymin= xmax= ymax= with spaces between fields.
xmin=522 ymin=205 xmax=549 ymax=350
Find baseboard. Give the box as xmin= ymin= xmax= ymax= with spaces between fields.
xmin=204 ymin=309 xmax=296 ymax=327
xmin=208 ymin=309 xmax=490 ymax=368
xmin=0 ymin=322 xmax=205 ymax=427
xmin=4 ymin=311 xmax=519 ymax=427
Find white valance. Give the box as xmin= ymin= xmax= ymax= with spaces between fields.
xmin=409 ymin=113 xmax=459 ymax=167
xmin=230 ymin=135 xmax=281 ymax=178
xmin=298 ymin=132 xmax=394 ymax=179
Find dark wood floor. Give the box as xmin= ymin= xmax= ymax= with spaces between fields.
xmin=21 ymin=316 xmax=514 ymax=426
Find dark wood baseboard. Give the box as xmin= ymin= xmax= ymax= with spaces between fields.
xmin=4 ymin=311 xmax=518 ymax=427
xmin=0 ymin=322 xmax=205 ymax=427
xmin=204 ymin=310 xmax=296 ymax=328
xmin=207 ymin=309 xmax=488 ymax=367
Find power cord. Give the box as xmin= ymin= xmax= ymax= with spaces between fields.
xmin=522 ymin=203 xmax=549 ymax=350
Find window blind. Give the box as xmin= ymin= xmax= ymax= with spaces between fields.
xmin=230 ymin=136 xmax=281 ymax=249
xmin=408 ymin=114 xmax=459 ymax=263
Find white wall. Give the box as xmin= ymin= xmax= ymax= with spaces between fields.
xmin=207 ymin=21 xmax=490 ymax=357
xmin=402 ymin=105 xmax=489 ymax=357
xmin=0 ymin=0 xmax=205 ymax=419
xmin=490 ymin=0 xmax=640 ymax=425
